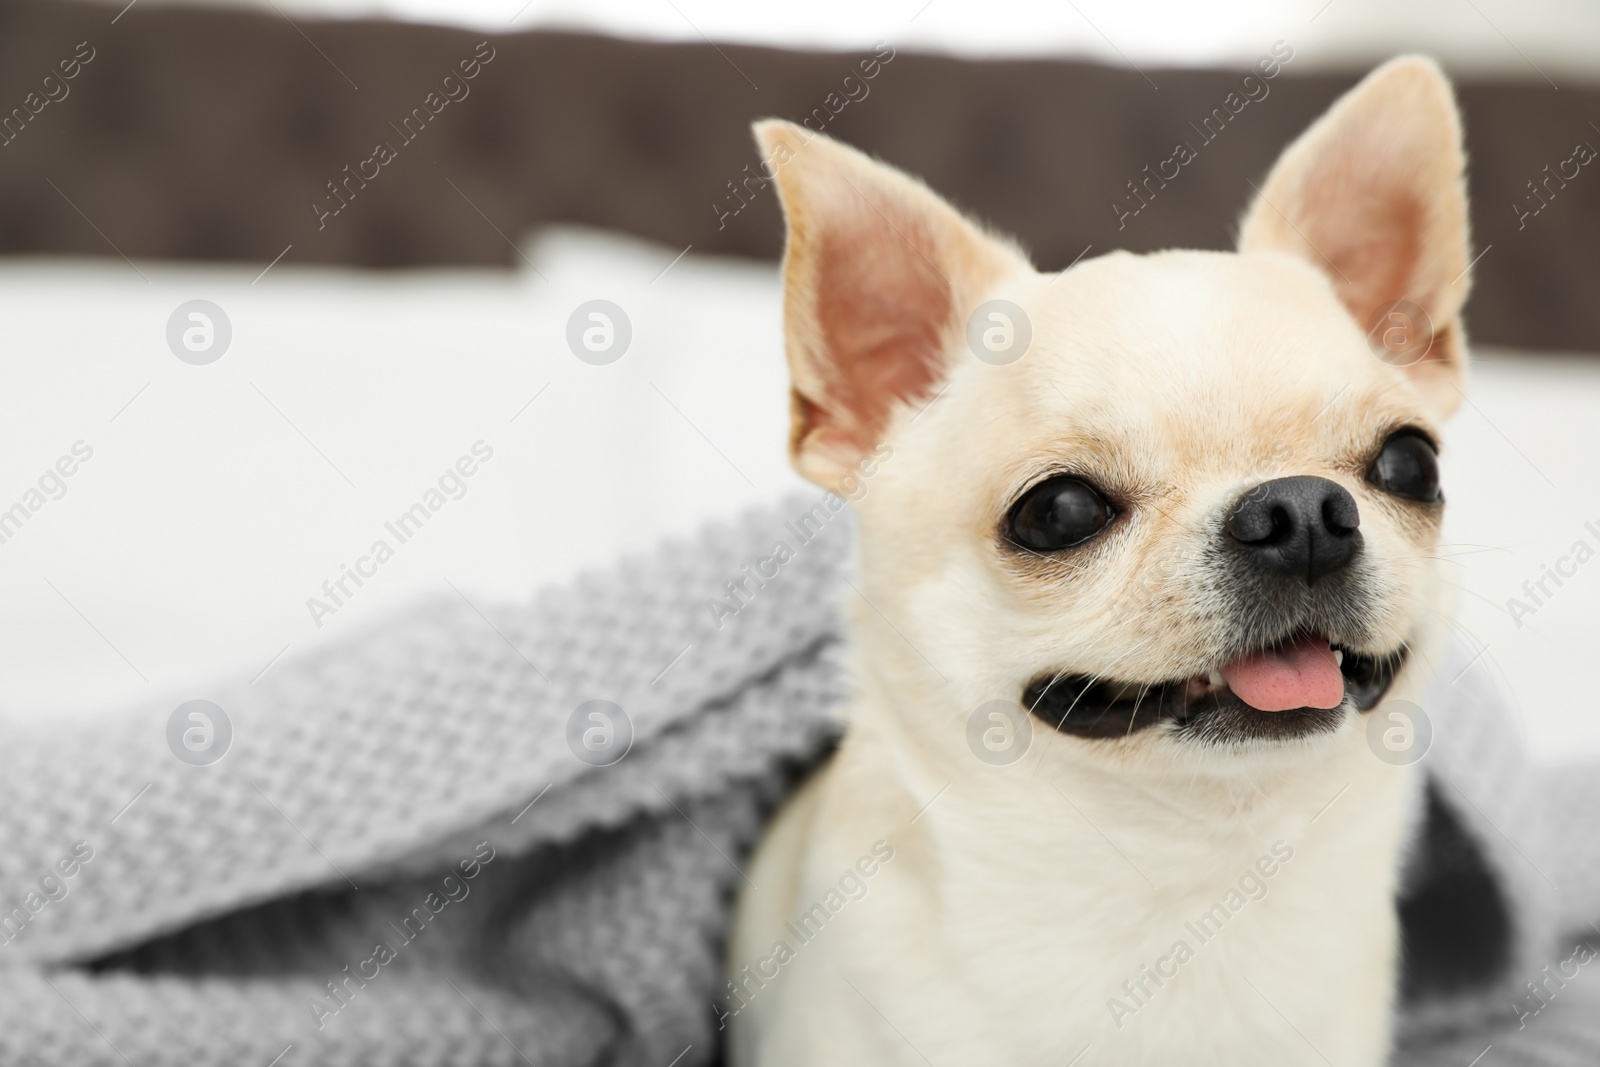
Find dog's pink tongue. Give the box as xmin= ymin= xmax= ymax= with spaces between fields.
xmin=1221 ymin=635 xmax=1345 ymax=712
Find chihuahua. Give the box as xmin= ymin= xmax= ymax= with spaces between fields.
xmin=728 ymin=55 xmax=1471 ymax=1066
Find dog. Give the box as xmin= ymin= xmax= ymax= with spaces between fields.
xmin=726 ymin=54 xmax=1471 ymax=1066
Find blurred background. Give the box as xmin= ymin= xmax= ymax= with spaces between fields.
xmin=0 ymin=0 xmax=1597 ymax=763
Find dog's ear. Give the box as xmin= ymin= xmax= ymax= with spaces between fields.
xmin=753 ymin=120 xmax=1028 ymax=490
xmin=1238 ymin=56 xmax=1471 ymax=417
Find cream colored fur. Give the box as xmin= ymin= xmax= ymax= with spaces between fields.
xmin=729 ymin=56 xmax=1472 ymax=1067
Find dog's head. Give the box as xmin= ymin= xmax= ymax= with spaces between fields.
xmin=757 ymin=57 xmax=1469 ymax=773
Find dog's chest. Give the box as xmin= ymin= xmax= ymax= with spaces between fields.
xmin=806 ymin=762 xmax=1409 ymax=1066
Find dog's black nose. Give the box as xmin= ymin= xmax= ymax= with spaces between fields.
xmin=1228 ymin=476 xmax=1361 ymax=583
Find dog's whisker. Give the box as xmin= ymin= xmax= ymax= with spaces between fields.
xmin=1395 ymin=553 xmax=1464 ymax=568
xmin=1020 ymin=666 xmax=1105 ymax=790
xmin=1432 ymin=541 xmax=1522 ymax=556
xmin=1026 ymin=665 xmax=1075 ymax=716
xmin=1124 ymin=682 xmax=1155 ymax=739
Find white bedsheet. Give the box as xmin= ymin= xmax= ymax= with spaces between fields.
xmin=0 ymin=229 xmax=1592 ymax=762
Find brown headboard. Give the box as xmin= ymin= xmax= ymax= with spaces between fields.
xmin=0 ymin=0 xmax=1595 ymax=351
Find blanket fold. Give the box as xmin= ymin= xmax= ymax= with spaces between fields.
xmin=0 ymin=497 xmax=1594 ymax=1066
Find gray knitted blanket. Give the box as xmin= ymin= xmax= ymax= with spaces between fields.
xmin=1 ymin=496 xmax=1597 ymax=1067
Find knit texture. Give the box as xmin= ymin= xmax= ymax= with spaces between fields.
xmin=0 ymin=495 xmax=1593 ymax=1066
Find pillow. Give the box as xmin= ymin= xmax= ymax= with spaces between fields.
xmin=0 ymin=228 xmax=805 ymax=721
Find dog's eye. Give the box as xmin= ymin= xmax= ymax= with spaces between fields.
xmin=1368 ymin=431 xmax=1441 ymax=503
xmin=1007 ymin=476 xmax=1113 ymax=551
